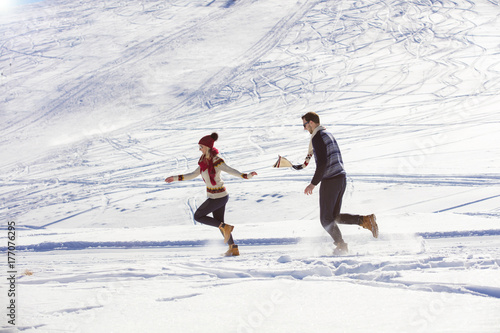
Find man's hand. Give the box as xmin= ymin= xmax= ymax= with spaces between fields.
xmin=304 ymin=183 xmax=315 ymax=195
xmin=165 ymin=176 xmax=174 ymax=183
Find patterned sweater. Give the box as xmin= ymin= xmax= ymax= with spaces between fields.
xmin=173 ymin=155 xmax=254 ymax=199
xmin=311 ymin=129 xmax=346 ymax=185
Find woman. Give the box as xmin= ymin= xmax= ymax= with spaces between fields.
xmin=165 ymin=133 xmax=257 ymax=256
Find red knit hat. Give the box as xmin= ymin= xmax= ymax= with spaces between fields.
xmin=198 ymin=133 xmax=218 ymax=149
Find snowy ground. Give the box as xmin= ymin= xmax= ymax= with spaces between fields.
xmin=1 ymin=0 xmax=500 ymax=332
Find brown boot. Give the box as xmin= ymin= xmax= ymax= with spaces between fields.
xmin=218 ymin=222 xmax=234 ymax=244
xmin=224 ymin=244 xmax=239 ymax=257
xmin=361 ymin=214 xmax=378 ymax=238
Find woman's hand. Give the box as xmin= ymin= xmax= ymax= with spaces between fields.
xmin=250 ymin=171 xmax=258 ymax=177
xmin=165 ymin=176 xmax=174 ymax=183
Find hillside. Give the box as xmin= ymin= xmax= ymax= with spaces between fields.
xmin=1 ymin=0 xmax=499 ymax=332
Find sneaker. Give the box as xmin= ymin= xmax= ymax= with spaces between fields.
xmin=333 ymin=242 xmax=348 ymax=255
xmin=224 ymin=244 xmax=239 ymax=257
xmin=361 ymin=214 xmax=378 ymax=238
xmin=218 ymin=222 xmax=234 ymax=244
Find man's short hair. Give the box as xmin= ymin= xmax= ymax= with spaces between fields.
xmin=302 ymin=112 xmax=320 ymax=124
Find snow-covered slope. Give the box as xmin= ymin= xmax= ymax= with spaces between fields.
xmin=1 ymin=0 xmax=499 ymax=332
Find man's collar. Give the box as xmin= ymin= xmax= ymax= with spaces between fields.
xmin=311 ymin=125 xmax=325 ymax=137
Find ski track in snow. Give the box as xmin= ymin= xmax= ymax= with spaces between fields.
xmin=10 ymin=226 xmax=500 ymax=331
xmin=14 ymin=238 xmax=500 ymax=302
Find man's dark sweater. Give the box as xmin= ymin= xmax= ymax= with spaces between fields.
xmin=311 ymin=129 xmax=346 ymax=186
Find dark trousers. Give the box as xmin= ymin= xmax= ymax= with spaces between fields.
xmin=319 ymin=175 xmax=362 ymax=244
xmin=194 ymin=195 xmax=234 ymax=245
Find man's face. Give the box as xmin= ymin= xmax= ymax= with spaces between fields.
xmin=303 ymin=120 xmax=313 ymax=134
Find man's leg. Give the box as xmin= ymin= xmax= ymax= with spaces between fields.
xmin=337 ymin=214 xmax=362 ymax=225
xmin=328 ymin=175 xmax=366 ymax=226
xmin=319 ymin=176 xmax=346 ymax=244
xmin=321 ymin=175 xmax=379 ymax=238
xmin=331 ymin=178 xmax=378 ymax=237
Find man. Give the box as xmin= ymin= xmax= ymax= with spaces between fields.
xmin=301 ymin=112 xmax=378 ymax=254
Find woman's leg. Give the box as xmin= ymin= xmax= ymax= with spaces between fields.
xmin=212 ymin=200 xmax=235 ymax=245
xmin=194 ymin=196 xmax=234 ymax=244
xmin=194 ymin=196 xmax=229 ymax=227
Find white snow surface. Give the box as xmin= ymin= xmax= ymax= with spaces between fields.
xmin=1 ymin=0 xmax=500 ymax=332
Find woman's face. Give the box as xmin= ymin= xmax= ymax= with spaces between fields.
xmin=199 ymin=144 xmax=209 ymax=155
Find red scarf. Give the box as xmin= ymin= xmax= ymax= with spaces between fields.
xmin=198 ymin=148 xmax=219 ymax=185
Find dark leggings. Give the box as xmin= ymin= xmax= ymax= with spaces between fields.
xmin=194 ymin=195 xmax=234 ymax=245
xmin=319 ymin=175 xmax=362 ymax=244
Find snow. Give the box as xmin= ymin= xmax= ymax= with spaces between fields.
xmin=1 ymin=0 xmax=499 ymax=332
